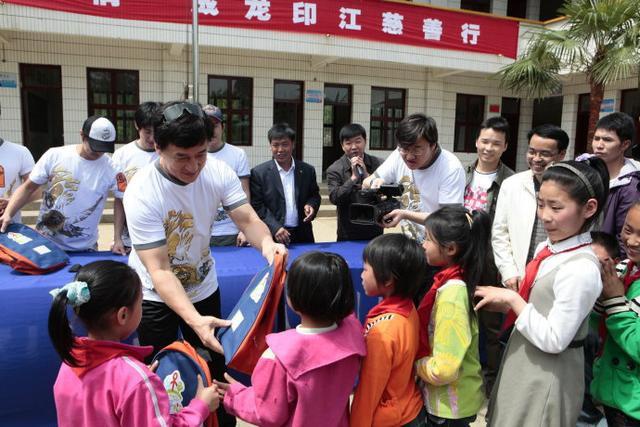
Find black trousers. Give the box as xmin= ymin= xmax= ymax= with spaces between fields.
xmin=138 ymin=290 xmax=236 ymax=427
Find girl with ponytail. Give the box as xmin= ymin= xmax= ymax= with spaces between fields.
xmin=415 ymin=206 xmax=492 ymax=426
xmin=216 ymin=251 xmax=366 ymax=427
xmin=49 ymin=260 xmax=219 ymax=426
xmin=475 ymin=157 xmax=609 ymax=426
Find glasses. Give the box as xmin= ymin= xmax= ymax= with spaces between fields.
xmin=398 ymin=144 xmax=428 ymax=157
xmin=162 ymin=102 xmax=204 ymax=123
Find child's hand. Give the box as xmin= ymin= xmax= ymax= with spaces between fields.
xmin=213 ymin=372 xmax=239 ymax=399
xmin=601 ymin=259 xmax=625 ymax=299
xmin=474 ymin=286 xmax=517 ymax=313
xmin=195 ymin=375 xmax=220 ymax=412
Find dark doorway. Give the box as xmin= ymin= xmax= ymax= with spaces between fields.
xmin=19 ymin=64 xmax=64 ymax=161
xmin=274 ymin=80 xmax=304 ymax=160
xmin=621 ymin=89 xmax=640 ymax=149
xmin=322 ymin=84 xmax=352 ymax=176
xmin=574 ymin=93 xmax=590 ymax=156
xmin=501 ymin=97 xmax=521 ymax=170
xmin=507 ymin=0 xmax=527 ymax=18
xmin=532 ymin=96 xmax=563 ymax=129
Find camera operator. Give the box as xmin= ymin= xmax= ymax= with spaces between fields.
xmin=363 ymin=113 xmax=465 ymax=242
xmin=326 ymin=123 xmax=384 ymax=241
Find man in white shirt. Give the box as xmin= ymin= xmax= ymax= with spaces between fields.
xmin=363 ymin=113 xmax=466 ymax=242
xmin=0 ymin=116 xmax=118 ymax=252
xmin=203 ymin=104 xmax=251 ymax=247
xmin=123 ymin=102 xmax=285 ymax=427
xmin=250 ymin=123 xmax=321 ymax=245
xmin=111 ymin=101 xmax=162 ymax=254
xmin=492 ymin=124 xmax=568 ymax=291
xmin=0 ymin=137 xmax=37 ymax=222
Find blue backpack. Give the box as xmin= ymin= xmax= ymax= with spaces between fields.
xmin=152 ymin=340 xmax=218 ymax=427
xmin=0 ymin=223 xmax=69 ymax=274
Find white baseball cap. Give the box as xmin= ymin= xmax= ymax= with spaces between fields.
xmin=82 ymin=116 xmax=116 ymax=153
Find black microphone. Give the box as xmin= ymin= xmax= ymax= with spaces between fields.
xmin=355 ymin=164 xmax=365 ymax=179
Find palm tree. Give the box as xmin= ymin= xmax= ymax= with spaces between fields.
xmin=496 ymin=0 xmax=640 ymax=152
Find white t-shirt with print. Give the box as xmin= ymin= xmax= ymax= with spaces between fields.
xmin=29 ymin=145 xmax=115 ymax=251
xmin=112 ymin=140 xmax=159 ymax=245
xmin=374 ymin=148 xmax=465 ymax=241
xmin=124 ymin=159 xmax=248 ymax=303
xmin=464 ymin=169 xmax=498 ymax=212
xmin=207 ymin=143 xmax=250 ymax=237
xmin=0 ymin=139 xmax=35 ymax=222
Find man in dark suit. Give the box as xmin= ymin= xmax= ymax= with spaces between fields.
xmin=250 ymin=123 xmax=321 ymax=244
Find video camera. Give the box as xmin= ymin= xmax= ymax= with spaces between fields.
xmin=349 ymin=184 xmax=403 ymax=226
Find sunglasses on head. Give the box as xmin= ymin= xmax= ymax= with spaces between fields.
xmin=162 ymin=102 xmax=204 ymax=123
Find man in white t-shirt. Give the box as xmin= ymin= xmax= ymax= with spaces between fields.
xmin=463 ymin=116 xmax=514 ymax=397
xmin=363 ymin=113 xmax=466 ymax=242
xmin=123 ymin=102 xmax=285 ymax=427
xmin=111 ymin=101 xmax=162 ymax=254
xmin=0 ymin=116 xmax=118 ymax=252
xmin=0 ymin=138 xmax=37 ymax=222
xmin=203 ymin=104 xmax=251 ymax=247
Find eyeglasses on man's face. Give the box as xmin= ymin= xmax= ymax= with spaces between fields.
xmin=398 ymin=143 xmax=428 ymax=157
xmin=162 ymin=102 xmax=204 ymax=123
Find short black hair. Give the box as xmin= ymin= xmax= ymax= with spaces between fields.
xmin=395 ymin=113 xmax=439 ymax=148
xmin=268 ymin=123 xmax=296 ymax=143
xmin=362 ymin=234 xmax=427 ymax=299
xmin=478 ymin=116 xmax=510 ymax=144
xmin=286 ymin=252 xmax=355 ymax=324
xmin=135 ymin=102 xmax=162 ymax=129
xmin=542 ymin=157 xmax=609 ymax=231
xmin=154 ymin=101 xmax=211 ymax=150
xmin=590 ymin=231 xmax=621 ymax=260
xmin=339 ymin=123 xmax=367 ymax=144
xmin=527 ymin=124 xmax=569 ymax=152
xmin=596 ymin=112 xmax=636 ymax=144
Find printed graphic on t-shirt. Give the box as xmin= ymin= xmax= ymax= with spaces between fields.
xmin=36 ymin=166 xmax=103 ymax=239
xmin=163 ymin=209 xmax=213 ymax=290
xmin=0 ymin=165 xmax=4 ymax=188
xmin=464 ymin=185 xmax=489 ymax=211
xmin=214 ymin=207 xmax=229 ymax=222
xmin=398 ymin=175 xmax=424 ymax=243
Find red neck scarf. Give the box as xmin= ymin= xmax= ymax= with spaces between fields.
xmin=366 ymin=295 xmax=414 ymax=324
xmin=502 ymin=242 xmax=590 ymax=332
xmin=598 ymin=261 xmax=640 ymax=352
xmin=416 ymin=265 xmax=463 ymax=359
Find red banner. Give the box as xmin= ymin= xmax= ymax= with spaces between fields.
xmin=5 ymin=0 xmax=519 ymax=58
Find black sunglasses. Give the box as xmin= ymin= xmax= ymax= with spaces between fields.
xmin=162 ymin=102 xmax=204 ymax=123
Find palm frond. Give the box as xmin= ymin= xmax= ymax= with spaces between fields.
xmin=591 ymin=45 xmax=640 ymax=84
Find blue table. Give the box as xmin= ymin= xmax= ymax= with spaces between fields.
xmin=0 ymin=241 xmax=375 ymax=427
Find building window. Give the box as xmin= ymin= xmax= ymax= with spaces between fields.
xmin=507 ymin=0 xmax=527 ymax=19
xmin=273 ymin=80 xmax=304 ymax=159
xmin=461 ymin=0 xmax=490 ymax=13
xmin=208 ymin=76 xmax=253 ymax=146
xmin=87 ymin=68 xmax=139 ymax=144
xmin=539 ymin=0 xmax=563 ymax=21
xmin=370 ymin=87 xmax=406 ymax=150
xmin=454 ymin=94 xmax=485 ymax=153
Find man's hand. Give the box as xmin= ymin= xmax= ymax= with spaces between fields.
xmin=601 ymin=259 xmax=625 ymax=299
xmin=274 ymin=227 xmax=291 ymax=245
xmin=188 ymin=315 xmax=232 ymax=354
xmin=261 ymin=239 xmax=288 ymax=264
xmin=362 ymin=176 xmax=384 ymax=189
xmin=503 ymin=276 xmax=521 ymax=291
xmin=236 ymin=231 xmax=249 ymax=247
xmin=349 ymin=156 xmax=368 ymax=181
xmin=0 ymin=198 xmax=8 ymax=216
xmin=303 ymin=204 xmax=315 ymax=223
xmin=111 ymin=238 xmax=130 ymax=256
xmin=381 ymin=209 xmax=405 ymax=228
xmin=0 ymin=212 xmax=12 ymax=233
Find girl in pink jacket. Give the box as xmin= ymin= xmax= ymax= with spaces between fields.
xmin=49 ymin=260 xmax=219 ymax=427
xmin=216 ymin=251 xmax=367 ymax=427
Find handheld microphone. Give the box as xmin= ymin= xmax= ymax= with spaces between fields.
xmin=355 ymin=164 xmax=365 ymax=179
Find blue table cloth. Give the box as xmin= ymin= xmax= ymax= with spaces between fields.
xmin=0 ymin=241 xmax=374 ymax=427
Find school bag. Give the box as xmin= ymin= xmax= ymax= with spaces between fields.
xmin=152 ymin=340 xmax=218 ymax=427
xmin=217 ymin=253 xmax=287 ymax=374
xmin=0 ymin=223 xmax=69 ymax=274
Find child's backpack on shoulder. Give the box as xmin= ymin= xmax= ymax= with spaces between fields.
xmin=152 ymin=340 xmax=218 ymax=427
xmin=217 ymin=253 xmax=287 ymax=374
xmin=0 ymin=223 xmax=69 ymax=274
